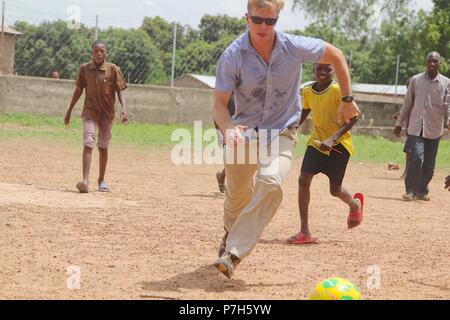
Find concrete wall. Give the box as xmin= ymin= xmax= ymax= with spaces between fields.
xmin=2 ymin=75 xmax=446 ymax=140
xmin=0 ymin=75 xmax=215 ymax=125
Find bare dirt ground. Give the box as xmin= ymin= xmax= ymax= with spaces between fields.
xmin=0 ymin=138 xmax=449 ymax=300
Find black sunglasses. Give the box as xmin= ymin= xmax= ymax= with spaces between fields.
xmin=249 ymin=15 xmax=278 ymax=26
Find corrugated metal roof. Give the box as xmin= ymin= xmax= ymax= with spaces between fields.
xmin=186 ymin=74 xmax=408 ymax=96
xmin=353 ymin=83 xmax=407 ymax=95
xmin=189 ymin=74 xmax=216 ymax=89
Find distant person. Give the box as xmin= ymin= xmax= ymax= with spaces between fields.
xmin=287 ymin=63 xmax=363 ymax=245
xmin=394 ymin=52 xmax=450 ymax=201
xmin=64 ymin=40 xmax=128 ymax=193
xmin=52 ymin=71 xmax=60 ymax=79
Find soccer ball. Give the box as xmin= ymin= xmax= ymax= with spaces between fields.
xmin=310 ymin=277 xmax=362 ymax=300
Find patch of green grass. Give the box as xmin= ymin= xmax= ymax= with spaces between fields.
xmin=1 ymin=112 xmax=449 ymax=169
xmin=0 ymin=113 xmax=193 ymax=146
xmin=294 ymin=134 xmax=449 ymax=170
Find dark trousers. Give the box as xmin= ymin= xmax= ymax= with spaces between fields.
xmin=404 ymin=135 xmax=440 ymax=195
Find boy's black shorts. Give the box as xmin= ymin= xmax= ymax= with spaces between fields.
xmin=301 ymin=144 xmax=350 ymax=186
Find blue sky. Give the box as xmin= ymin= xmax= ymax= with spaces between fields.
xmin=5 ymin=0 xmax=434 ymax=31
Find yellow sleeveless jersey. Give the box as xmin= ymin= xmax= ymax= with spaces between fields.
xmin=303 ymin=81 xmax=354 ymax=156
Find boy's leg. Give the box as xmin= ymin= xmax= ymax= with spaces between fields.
xmin=329 ymin=184 xmax=359 ymax=213
xmin=323 ymin=144 xmax=361 ymax=228
xmin=298 ymin=173 xmax=314 ymax=237
xmin=287 ymin=172 xmax=319 ymax=244
xmin=287 ymin=145 xmax=323 ymax=244
xmin=97 ymin=116 xmax=113 ymax=191
xmin=98 ymin=147 xmax=108 ymax=185
xmin=77 ymin=147 xmax=93 ymax=193
xmin=77 ymin=119 xmax=97 ymax=193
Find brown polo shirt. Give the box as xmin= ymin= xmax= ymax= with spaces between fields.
xmin=76 ymin=61 xmax=127 ymax=122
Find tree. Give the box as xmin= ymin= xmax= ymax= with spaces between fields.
xmin=291 ymin=0 xmax=413 ymax=39
xmin=140 ymin=16 xmax=199 ymax=53
xmin=100 ymin=28 xmax=166 ymax=85
xmin=140 ymin=16 xmax=200 ymax=81
xmin=199 ymin=15 xmax=247 ymax=43
xmin=175 ymin=34 xmax=236 ymax=77
xmin=421 ymin=0 xmax=450 ymax=75
xmin=13 ymin=20 xmax=92 ymax=79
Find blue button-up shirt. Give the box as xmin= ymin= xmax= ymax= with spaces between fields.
xmin=215 ymin=31 xmax=324 ymax=143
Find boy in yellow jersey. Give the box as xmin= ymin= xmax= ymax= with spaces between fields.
xmin=287 ymin=63 xmax=364 ymax=245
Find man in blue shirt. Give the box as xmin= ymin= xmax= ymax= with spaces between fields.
xmin=213 ymin=0 xmax=360 ymax=279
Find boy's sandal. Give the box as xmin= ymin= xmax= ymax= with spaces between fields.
xmin=98 ymin=181 xmax=112 ymax=192
xmin=287 ymin=232 xmax=319 ymax=245
xmin=348 ymin=193 xmax=364 ymax=229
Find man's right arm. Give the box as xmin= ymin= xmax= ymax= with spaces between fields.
xmin=214 ymin=91 xmax=233 ymax=133
xmin=214 ymin=91 xmax=246 ymax=146
xmin=65 ymin=87 xmax=84 ymax=125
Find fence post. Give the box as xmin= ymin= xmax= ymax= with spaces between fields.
xmin=94 ymin=14 xmax=99 ymax=41
xmin=394 ymin=54 xmax=400 ymax=100
xmin=0 ymin=1 xmax=5 ymax=75
xmin=170 ymin=23 xmax=177 ymax=87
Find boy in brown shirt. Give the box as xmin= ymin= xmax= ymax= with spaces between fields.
xmin=64 ymin=40 xmax=128 ymax=193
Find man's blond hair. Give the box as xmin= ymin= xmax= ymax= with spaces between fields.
xmin=247 ymin=0 xmax=285 ymax=14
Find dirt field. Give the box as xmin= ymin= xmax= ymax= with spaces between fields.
xmin=0 ymin=138 xmax=449 ymax=300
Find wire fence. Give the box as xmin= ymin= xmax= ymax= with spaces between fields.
xmin=0 ymin=2 xmax=230 ymax=87
xmin=0 ymin=1 xmax=417 ymax=90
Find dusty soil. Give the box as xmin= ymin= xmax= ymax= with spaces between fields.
xmin=0 ymin=138 xmax=449 ymax=300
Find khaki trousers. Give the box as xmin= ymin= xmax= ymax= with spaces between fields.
xmin=223 ymin=127 xmax=297 ymax=260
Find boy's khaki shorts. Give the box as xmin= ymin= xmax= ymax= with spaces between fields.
xmin=83 ymin=116 xmax=113 ymax=150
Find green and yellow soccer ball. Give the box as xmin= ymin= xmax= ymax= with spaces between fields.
xmin=310 ymin=277 xmax=361 ymax=300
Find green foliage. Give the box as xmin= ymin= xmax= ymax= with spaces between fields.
xmin=11 ymin=5 xmax=450 ymax=86
xmin=199 ymin=15 xmax=247 ymax=43
xmin=99 ymin=28 xmax=165 ymax=84
xmin=419 ymin=0 xmax=450 ymax=76
xmin=175 ymin=34 xmax=236 ymax=77
xmin=291 ymin=0 xmax=413 ymax=39
xmin=13 ymin=20 xmax=92 ymax=79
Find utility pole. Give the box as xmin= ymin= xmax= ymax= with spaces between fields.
xmin=348 ymin=48 xmax=353 ymax=73
xmin=394 ymin=54 xmax=401 ymax=100
xmin=94 ymin=15 xmax=99 ymax=40
xmin=0 ymin=1 xmax=5 ymax=75
xmin=170 ymin=23 xmax=177 ymax=87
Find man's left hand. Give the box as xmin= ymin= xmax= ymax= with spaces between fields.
xmin=338 ymin=101 xmax=360 ymax=124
